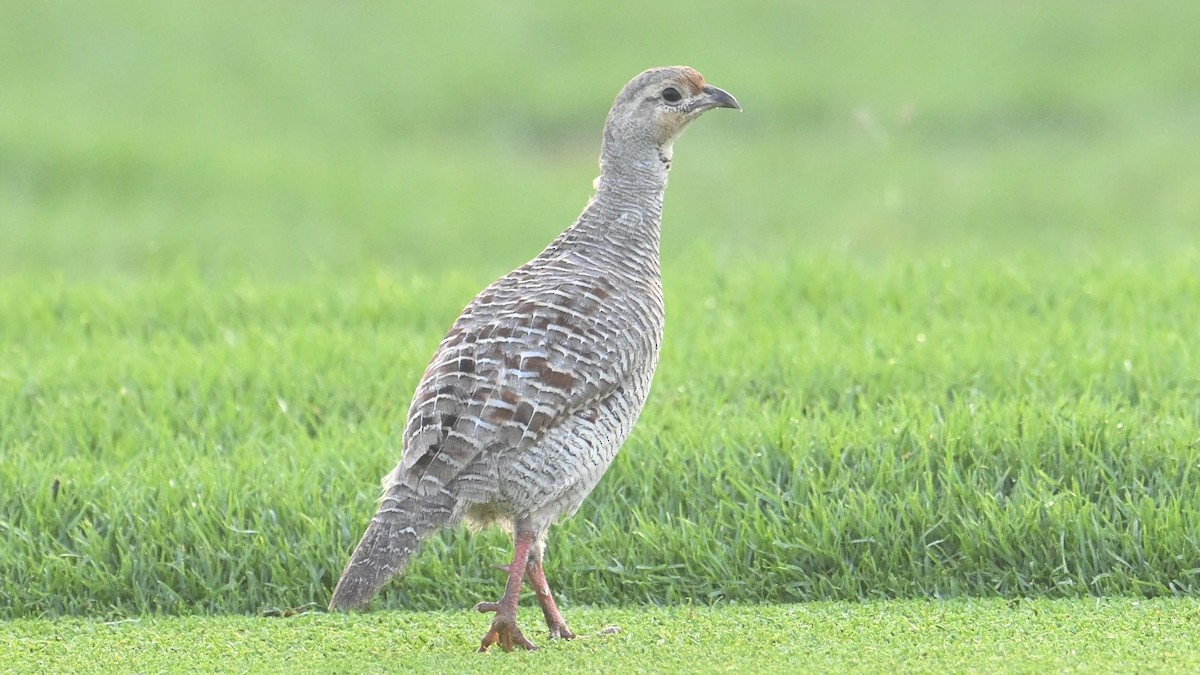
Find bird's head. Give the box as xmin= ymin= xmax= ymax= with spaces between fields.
xmin=601 ymin=66 xmax=739 ymax=165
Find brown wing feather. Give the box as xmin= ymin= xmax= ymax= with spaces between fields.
xmin=397 ymin=270 xmax=624 ymax=493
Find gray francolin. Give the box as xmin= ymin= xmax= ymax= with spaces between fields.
xmin=329 ymin=66 xmax=739 ymax=652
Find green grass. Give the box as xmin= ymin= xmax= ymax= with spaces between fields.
xmin=4 ymin=599 xmax=1199 ymax=673
xmin=2 ymin=0 xmax=1200 ymax=660
xmin=4 ymin=257 xmax=1200 ymax=616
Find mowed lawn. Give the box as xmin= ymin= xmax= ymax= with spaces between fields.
xmin=6 ymin=600 xmax=1200 ymax=673
xmin=2 ymin=0 xmax=1200 ymax=669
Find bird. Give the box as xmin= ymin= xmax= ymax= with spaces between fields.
xmin=328 ymin=66 xmax=739 ymax=652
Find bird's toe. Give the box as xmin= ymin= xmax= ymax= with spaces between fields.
xmin=478 ymin=615 xmax=538 ymax=652
xmin=548 ymin=622 xmax=576 ymax=640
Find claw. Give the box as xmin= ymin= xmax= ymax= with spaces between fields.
xmin=474 ymin=529 xmax=545 ymax=652
xmin=476 ymin=609 xmax=538 ymax=652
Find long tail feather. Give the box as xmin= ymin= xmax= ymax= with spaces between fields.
xmin=328 ymin=516 xmax=423 ymax=611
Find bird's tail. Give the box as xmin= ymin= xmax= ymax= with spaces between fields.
xmin=328 ymin=517 xmax=421 ymax=611
xmin=329 ymin=483 xmax=452 ymax=611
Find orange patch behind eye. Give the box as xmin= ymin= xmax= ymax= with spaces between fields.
xmin=680 ymin=67 xmax=706 ymax=94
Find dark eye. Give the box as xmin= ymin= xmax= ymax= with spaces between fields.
xmin=662 ymin=87 xmax=682 ymax=103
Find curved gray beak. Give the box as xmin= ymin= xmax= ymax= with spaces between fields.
xmin=700 ymin=84 xmax=741 ymax=111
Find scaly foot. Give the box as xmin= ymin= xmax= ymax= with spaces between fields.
xmin=474 ymin=601 xmax=538 ymax=652
xmin=545 ymin=617 xmax=575 ymax=640
xmin=526 ymin=556 xmax=576 ymax=640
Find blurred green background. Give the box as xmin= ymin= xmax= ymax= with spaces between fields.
xmin=3 ymin=1 xmax=1196 ymax=281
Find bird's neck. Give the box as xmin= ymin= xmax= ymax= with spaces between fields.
xmin=595 ymin=141 xmax=672 ymax=199
xmin=572 ymin=143 xmax=671 ymax=246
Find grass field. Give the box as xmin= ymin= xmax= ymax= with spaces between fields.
xmin=2 ymin=0 xmax=1200 ymax=667
xmin=6 ymin=599 xmax=1200 ymax=673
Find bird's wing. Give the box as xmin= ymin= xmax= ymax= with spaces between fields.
xmin=395 ymin=270 xmax=630 ymax=493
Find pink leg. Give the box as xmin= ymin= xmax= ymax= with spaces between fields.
xmin=473 ymin=530 xmax=538 ymax=652
xmin=526 ymin=555 xmax=576 ymax=640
